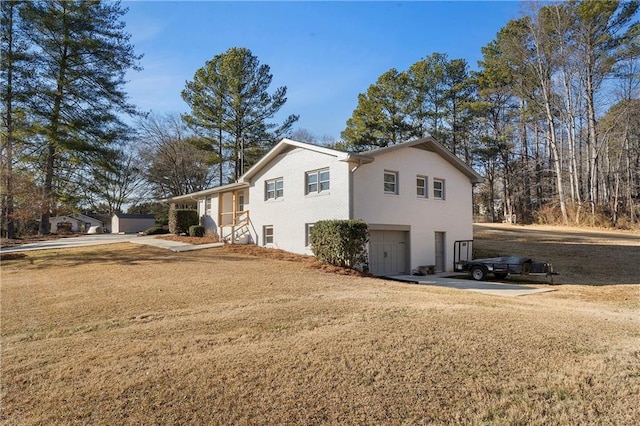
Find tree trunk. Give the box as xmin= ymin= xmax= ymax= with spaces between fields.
xmin=584 ymin=47 xmax=599 ymax=217
xmin=519 ymin=100 xmax=532 ymax=223
xmin=3 ymin=2 xmax=17 ymax=238
xmin=40 ymin=11 xmax=69 ymax=235
xmin=218 ymin=126 xmax=223 ymax=186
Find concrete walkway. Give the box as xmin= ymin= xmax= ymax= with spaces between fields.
xmin=388 ymin=274 xmax=556 ymax=297
xmin=130 ymin=236 xmax=223 ymax=252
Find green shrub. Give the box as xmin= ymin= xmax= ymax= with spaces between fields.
xmin=144 ymin=226 xmax=168 ymax=235
xmin=310 ymin=220 xmax=369 ymax=268
xmin=189 ymin=225 xmax=205 ymax=237
xmin=168 ymin=208 xmax=199 ymax=234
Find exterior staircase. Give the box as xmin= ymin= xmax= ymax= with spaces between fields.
xmin=221 ymin=211 xmax=253 ymax=244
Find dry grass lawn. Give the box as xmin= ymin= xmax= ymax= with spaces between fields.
xmin=1 ymin=225 xmax=639 ymax=424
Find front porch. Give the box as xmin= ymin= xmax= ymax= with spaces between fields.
xmin=217 ymin=189 xmax=252 ymax=244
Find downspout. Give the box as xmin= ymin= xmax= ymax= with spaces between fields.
xmin=349 ymin=160 xmax=364 ymax=220
xmin=218 ymin=193 xmax=223 ymax=239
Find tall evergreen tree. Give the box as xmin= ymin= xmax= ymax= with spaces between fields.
xmin=20 ymin=0 xmax=141 ymax=234
xmin=341 ymin=69 xmax=418 ymax=150
xmin=443 ymin=58 xmax=476 ymax=160
xmin=407 ymin=53 xmax=448 ymax=141
xmin=342 ymin=54 xmax=477 ymax=153
xmin=1 ymin=0 xmax=31 ymax=238
xmin=182 ymin=47 xmax=298 ymax=184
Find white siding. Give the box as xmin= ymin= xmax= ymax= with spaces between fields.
xmin=248 ymin=147 xmax=351 ymax=255
xmin=353 ymin=146 xmax=474 ymax=272
xmin=199 ymin=196 xmax=219 ymax=234
xmin=111 ymin=216 xmax=155 ymax=233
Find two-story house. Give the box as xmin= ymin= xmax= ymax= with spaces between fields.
xmin=165 ymin=137 xmax=483 ymax=276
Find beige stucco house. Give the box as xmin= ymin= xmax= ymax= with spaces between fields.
xmin=166 ymin=137 xmax=482 ymax=276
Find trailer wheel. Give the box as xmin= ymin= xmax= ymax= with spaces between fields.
xmin=494 ymin=272 xmax=508 ymax=280
xmin=471 ymin=266 xmax=487 ymax=281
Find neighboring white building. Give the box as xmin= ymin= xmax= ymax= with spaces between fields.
xmin=111 ymin=213 xmax=155 ymax=234
xmin=166 ymin=137 xmax=483 ymax=276
xmin=49 ymin=214 xmax=103 ymax=233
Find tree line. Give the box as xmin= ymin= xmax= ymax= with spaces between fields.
xmin=341 ymin=1 xmax=639 ymax=227
xmin=2 ymin=0 xmax=638 ymax=239
xmin=1 ymin=1 xmax=296 ymax=237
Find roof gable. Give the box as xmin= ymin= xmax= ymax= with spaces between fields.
xmin=363 ymin=137 xmax=483 ymax=183
xmin=239 ymin=138 xmax=372 ymax=182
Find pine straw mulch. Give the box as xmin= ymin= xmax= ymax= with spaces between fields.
xmin=222 ymin=244 xmax=369 ymax=276
xmin=157 ymin=234 xmax=368 ymax=277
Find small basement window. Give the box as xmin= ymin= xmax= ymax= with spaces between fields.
xmin=264 ymin=225 xmax=274 ymax=245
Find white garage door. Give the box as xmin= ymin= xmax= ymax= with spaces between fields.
xmin=369 ymin=230 xmax=408 ymax=276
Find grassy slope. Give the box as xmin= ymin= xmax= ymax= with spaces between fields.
xmin=1 ymin=226 xmax=639 ymax=424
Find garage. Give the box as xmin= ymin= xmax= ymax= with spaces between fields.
xmin=368 ymin=230 xmax=408 ymax=276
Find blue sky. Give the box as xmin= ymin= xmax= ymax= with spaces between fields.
xmin=123 ymin=1 xmax=524 ymax=140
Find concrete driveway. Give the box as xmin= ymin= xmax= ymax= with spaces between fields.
xmin=1 ymin=234 xmax=224 ymax=253
xmin=0 ymin=234 xmax=137 ymax=253
xmin=389 ymin=274 xmax=556 ymax=297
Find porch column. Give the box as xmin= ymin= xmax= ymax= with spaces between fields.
xmin=218 ymin=194 xmax=223 ymax=231
xmin=232 ymin=191 xmax=238 ymax=226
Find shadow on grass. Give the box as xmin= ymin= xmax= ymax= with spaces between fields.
xmin=474 ymin=240 xmax=640 ymax=286
xmin=0 ymin=243 xmax=261 ymax=271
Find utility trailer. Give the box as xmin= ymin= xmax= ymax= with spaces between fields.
xmin=453 ymin=240 xmax=557 ymax=282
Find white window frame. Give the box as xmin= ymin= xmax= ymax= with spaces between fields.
xmin=306 ymin=169 xmax=330 ymax=194
xmin=305 ymin=223 xmax=315 ymax=247
xmin=265 ymin=177 xmax=284 ymax=200
xmin=237 ymin=193 xmax=245 ymax=212
xmin=263 ymin=225 xmax=274 ymax=245
xmin=205 ymin=196 xmax=213 ymax=215
xmin=416 ymin=175 xmax=428 ymax=198
xmin=384 ymin=171 xmax=398 ymax=195
xmin=433 ymin=178 xmax=445 ymax=200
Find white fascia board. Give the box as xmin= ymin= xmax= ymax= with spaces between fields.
xmin=239 ymin=138 xmax=359 ymax=182
xmin=163 ymin=182 xmax=249 ymax=204
xmin=364 ymin=136 xmax=483 ymax=184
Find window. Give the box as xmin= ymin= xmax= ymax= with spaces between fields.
xmin=238 ymin=194 xmax=245 ymax=212
xmin=265 ymin=178 xmax=284 ymax=200
xmin=306 ymin=169 xmax=330 ymax=194
xmin=305 ymin=223 xmax=315 ymax=247
xmin=416 ymin=176 xmax=428 ymax=198
xmin=205 ymin=197 xmax=213 ymax=215
xmin=263 ymin=225 xmax=274 ymax=245
xmin=433 ymin=179 xmax=445 ymax=200
xmin=384 ymin=171 xmax=398 ymax=194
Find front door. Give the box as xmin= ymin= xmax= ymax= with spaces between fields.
xmin=435 ymin=232 xmax=446 ymax=272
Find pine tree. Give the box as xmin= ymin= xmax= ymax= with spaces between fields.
xmin=20 ymin=0 xmax=141 ymax=234
xmin=341 ymin=68 xmax=419 ymax=150
xmin=182 ymin=47 xmax=298 ymax=184
xmin=1 ymin=0 xmax=32 ymax=238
